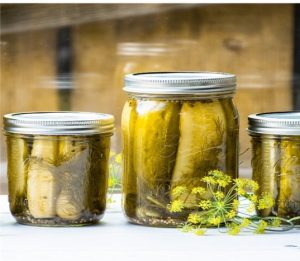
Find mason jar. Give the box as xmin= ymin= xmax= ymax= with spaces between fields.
xmin=248 ymin=112 xmax=300 ymax=222
xmin=3 ymin=112 xmax=114 ymax=226
xmin=121 ymin=72 xmax=239 ymax=227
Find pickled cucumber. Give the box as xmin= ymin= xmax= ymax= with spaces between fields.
xmin=220 ymin=98 xmax=239 ymax=179
xmin=122 ymin=99 xmax=138 ymax=217
xmin=170 ymin=100 xmax=226 ymax=208
xmin=134 ymin=100 xmax=180 ymax=214
xmin=252 ymin=137 xmax=279 ymax=217
xmin=6 ymin=136 xmax=28 ymax=214
xmin=27 ymin=138 xmax=59 ymax=218
xmin=279 ymin=140 xmax=300 ymax=218
xmin=56 ymin=137 xmax=88 ymax=220
xmin=87 ymin=135 xmax=110 ymax=214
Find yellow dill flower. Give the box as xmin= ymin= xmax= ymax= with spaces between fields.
xmin=194 ymin=229 xmax=206 ymax=236
xmin=108 ymin=177 xmax=118 ymax=187
xmin=255 ymin=220 xmax=268 ymax=234
xmin=180 ymin=224 xmax=194 ymax=233
xmin=209 ymin=216 xmax=222 ymax=226
xmin=208 ymin=170 xmax=231 ymax=187
xmin=270 ymin=218 xmax=281 ymax=227
xmin=247 ymin=180 xmax=259 ymax=191
xmin=115 ymin=153 xmax=122 ymax=164
xmin=226 ymin=210 xmax=236 ymax=219
xmin=191 ymin=186 xmax=206 ymax=195
xmin=188 ymin=213 xmax=202 ymax=224
xmin=249 ymin=194 xmax=258 ymax=203
xmin=199 ymin=200 xmax=212 ymax=210
xmin=214 ymin=191 xmax=225 ymax=200
xmin=247 ymin=202 xmax=255 ymax=213
xmin=257 ymin=193 xmax=274 ymax=210
xmin=172 ymin=186 xmax=188 ymax=197
xmin=237 ymin=187 xmax=246 ymax=196
xmin=240 ymin=218 xmax=251 ymax=228
xmin=168 ymin=200 xmax=184 ymax=213
xmin=228 ymin=224 xmax=241 ymax=235
xmin=202 ymin=176 xmax=217 ymax=184
xmin=232 ymin=199 xmax=239 ymax=210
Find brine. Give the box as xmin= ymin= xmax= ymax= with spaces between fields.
xmin=6 ymin=133 xmax=111 ymax=226
xmin=122 ymin=97 xmax=239 ymax=227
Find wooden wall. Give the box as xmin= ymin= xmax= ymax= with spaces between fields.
xmin=1 ymin=4 xmax=294 ymax=189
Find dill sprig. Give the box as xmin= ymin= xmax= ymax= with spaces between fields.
xmin=107 ymin=151 xmax=122 ymax=203
xmin=168 ymin=169 xmax=300 ymax=235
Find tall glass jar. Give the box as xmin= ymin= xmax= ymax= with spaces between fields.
xmin=3 ymin=112 xmax=114 ymax=226
xmin=248 ymin=112 xmax=300 ymax=222
xmin=121 ymin=72 xmax=239 ymax=227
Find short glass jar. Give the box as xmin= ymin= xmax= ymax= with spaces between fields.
xmin=121 ymin=72 xmax=239 ymax=227
xmin=3 ymin=112 xmax=114 ymax=226
xmin=248 ymin=112 xmax=300 ymax=222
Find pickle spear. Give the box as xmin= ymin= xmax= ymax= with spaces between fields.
xmin=279 ymin=140 xmax=300 ymax=218
xmin=56 ymin=137 xmax=88 ymax=220
xmin=134 ymin=100 xmax=180 ymax=211
xmin=27 ymin=138 xmax=59 ymax=218
xmin=7 ymin=136 xmax=28 ymax=214
xmin=252 ymin=137 xmax=279 ymax=217
xmin=170 ymin=100 xmax=226 ymax=208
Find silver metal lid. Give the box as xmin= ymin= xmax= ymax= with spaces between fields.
xmin=124 ymin=72 xmax=236 ymax=97
xmin=3 ymin=112 xmax=114 ymax=135
xmin=248 ymin=111 xmax=300 ymax=136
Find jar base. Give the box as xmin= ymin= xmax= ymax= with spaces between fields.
xmin=14 ymin=213 xmax=103 ymax=227
xmin=127 ymin=216 xmax=184 ymax=228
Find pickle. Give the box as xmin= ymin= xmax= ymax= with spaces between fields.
xmin=220 ymin=98 xmax=239 ymax=179
xmin=279 ymin=140 xmax=300 ymax=218
xmin=122 ymin=99 xmax=138 ymax=217
xmin=6 ymin=136 xmax=28 ymax=214
xmin=87 ymin=135 xmax=110 ymax=214
xmin=134 ymin=100 xmax=180 ymax=213
xmin=56 ymin=137 xmax=88 ymax=220
xmin=252 ymin=137 xmax=279 ymax=217
xmin=27 ymin=138 xmax=59 ymax=218
xmin=170 ymin=100 xmax=226 ymax=208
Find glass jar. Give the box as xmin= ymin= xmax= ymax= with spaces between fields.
xmin=248 ymin=112 xmax=300 ymax=222
xmin=3 ymin=112 xmax=114 ymax=226
xmin=121 ymin=72 xmax=239 ymax=227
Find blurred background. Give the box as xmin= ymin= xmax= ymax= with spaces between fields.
xmin=1 ymin=4 xmax=299 ymax=194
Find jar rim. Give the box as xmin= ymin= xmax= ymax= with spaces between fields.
xmin=124 ymin=71 xmax=236 ymax=97
xmin=3 ymin=111 xmax=114 ymax=135
xmin=248 ymin=111 xmax=300 ymax=136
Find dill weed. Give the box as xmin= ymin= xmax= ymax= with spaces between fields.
xmin=169 ymin=170 xmax=300 ymax=235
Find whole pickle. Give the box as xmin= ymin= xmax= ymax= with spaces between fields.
xmin=134 ymin=100 xmax=180 ymax=215
xmin=6 ymin=136 xmax=28 ymax=214
xmin=252 ymin=137 xmax=280 ymax=217
xmin=220 ymin=98 xmax=239 ymax=179
xmin=279 ymin=140 xmax=300 ymax=218
xmin=170 ymin=100 xmax=226 ymax=208
xmin=27 ymin=138 xmax=59 ymax=218
xmin=122 ymin=99 xmax=138 ymax=217
xmin=56 ymin=137 xmax=88 ymax=220
xmin=87 ymin=135 xmax=110 ymax=215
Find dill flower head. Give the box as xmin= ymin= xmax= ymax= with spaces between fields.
xmin=191 ymin=186 xmax=206 ymax=195
xmin=199 ymin=200 xmax=212 ymax=210
xmin=168 ymin=200 xmax=184 ymax=213
xmin=172 ymin=186 xmax=188 ymax=198
xmin=188 ymin=213 xmax=202 ymax=224
xmin=255 ymin=220 xmax=268 ymax=234
xmin=194 ymin=229 xmax=206 ymax=236
xmin=208 ymin=216 xmax=222 ymax=226
xmin=257 ymin=193 xmax=274 ymax=210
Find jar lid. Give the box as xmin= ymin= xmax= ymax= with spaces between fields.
xmin=248 ymin=111 xmax=300 ymax=136
xmin=3 ymin=112 xmax=114 ymax=135
xmin=124 ymin=72 xmax=236 ymax=97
